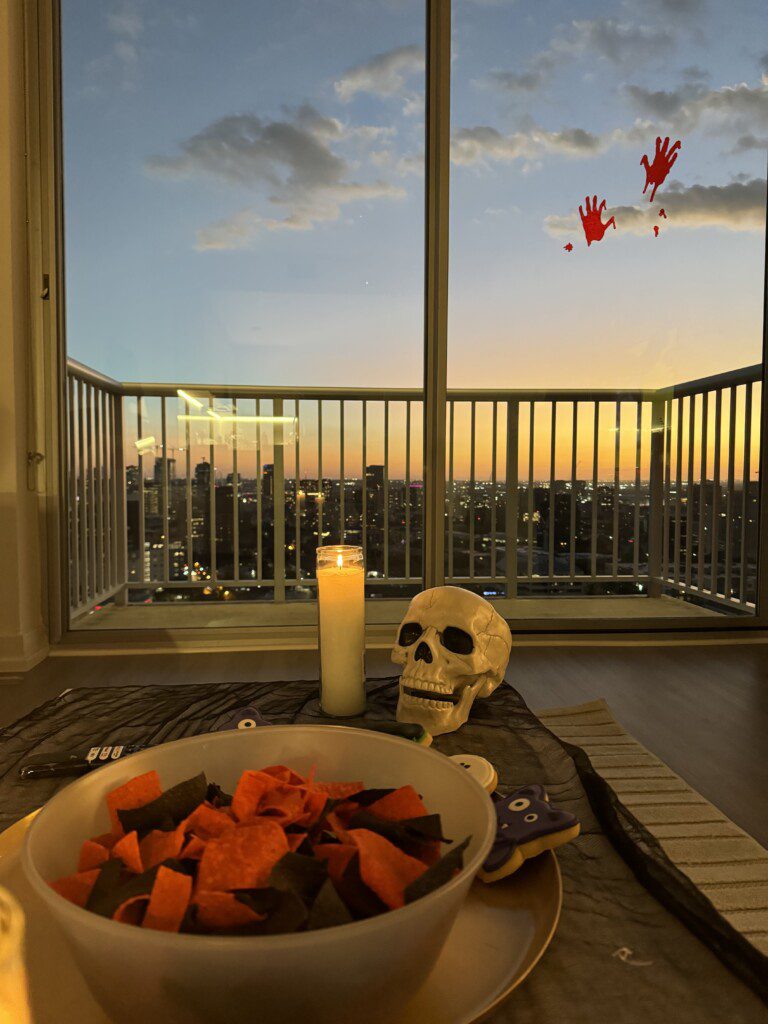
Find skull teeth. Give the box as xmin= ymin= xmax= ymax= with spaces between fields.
xmin=402 ymin=685 xmax=461 ymax=706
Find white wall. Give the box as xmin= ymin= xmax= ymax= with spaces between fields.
xmin=0 ymin=1 xmax=48 ymax=672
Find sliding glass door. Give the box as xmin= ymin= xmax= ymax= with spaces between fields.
xmin=446 ymin=0 xmax=767 ymax=624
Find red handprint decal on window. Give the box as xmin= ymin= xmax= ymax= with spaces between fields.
xmin=640 ymin=137 xmax=681 ymax=203
xmin=563 ymin=242 xmax=573 ymax=252
xmin=579 ymin=195 xmax=616 ymax=247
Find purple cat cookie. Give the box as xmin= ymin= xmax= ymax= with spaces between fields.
xmin=479 ymin=783 xmax=580 ymax=882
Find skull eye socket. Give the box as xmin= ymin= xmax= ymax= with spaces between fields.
xmin=441 ymin=627 xmax=474 ymax=655
xmin=398 ymin=621 xmax=423 ymax=647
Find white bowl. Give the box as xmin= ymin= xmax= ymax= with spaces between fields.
xmin=23 ymin=725 xmax=496 ymax=1024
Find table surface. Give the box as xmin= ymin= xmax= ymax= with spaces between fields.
xmin=1 ymin=677 xmax=765 ymax=1023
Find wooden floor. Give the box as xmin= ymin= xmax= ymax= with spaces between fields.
xmin=1 ymin=644 xmax=766 ymax=847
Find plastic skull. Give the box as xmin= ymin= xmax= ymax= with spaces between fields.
xmin=392 ymin=587 xmax=512 ymax=736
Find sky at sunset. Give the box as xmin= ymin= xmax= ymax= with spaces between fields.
xmin=62 ymin=0 xmax=766 ymax=478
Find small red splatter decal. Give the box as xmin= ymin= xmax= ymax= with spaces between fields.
xmin=659 ymin=208 xmax=667 ymax=219
xmin=579 ymin=196 xmax=616 ymax=247
xmin=640 ymin=137 xmax=680 ymax=203
xmin=653 ymin=225 xmax=660 ymax=237
xmin=563 ymin=242 xmax=573 ymax=252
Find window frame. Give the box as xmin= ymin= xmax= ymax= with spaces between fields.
xmin=25 ymin=0 xmax=768 ymax=645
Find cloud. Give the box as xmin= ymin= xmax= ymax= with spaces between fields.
xmin=624 ymin=79 xmax=768 ymax=135
xmin=451 ymin=124 xmax=605 ymax=167
xmin=643 ymin=0 xmax=705 ymax=15
xmin=107 ymin=7 xmax=143 ymax=39
xmin=488 ymin=18 xmax=675 ymax=98
xmin=544 ymin=178 xmax=766 ymax=237
xmin=730 ymin=133 xmax=768 ymax=154
xmin=146 ymin=105 xmax=406 ymax=249
xmin=334 ymin=45 xmax=424 ymax=102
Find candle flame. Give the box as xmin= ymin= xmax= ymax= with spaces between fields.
xmin=336 ymin=553 xmax=343 ymax=568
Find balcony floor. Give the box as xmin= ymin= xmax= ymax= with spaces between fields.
xmin=71 ymin=594 xmax=725 ymax=633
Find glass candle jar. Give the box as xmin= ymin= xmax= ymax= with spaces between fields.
xmin=316 ymin=545 xmax=366 ymax=717
xmin=0 ymin=886 xmax=32 ymax=1024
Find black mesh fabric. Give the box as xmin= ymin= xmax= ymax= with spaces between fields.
xmin=0 ymin=677 xmax=765 ymax=1023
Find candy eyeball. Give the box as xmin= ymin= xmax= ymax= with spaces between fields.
xmin=508 ymin=797 xmax=531 ymax=812
xmin=524 ymin=813 xmax=538 ymax=823
xmin=237 ymin=718 xmax=258 ymax=730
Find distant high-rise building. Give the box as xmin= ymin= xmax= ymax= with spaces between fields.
xmin=263 ymin=463 xmax=275 ymax=498
xmin=195 ymin=460 xmax=211 ymax=490
xmin=153 ymin=456 xmax=176 ymax=484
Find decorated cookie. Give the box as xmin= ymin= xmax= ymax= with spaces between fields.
xmin=213 ymin=705 xmax=270 ymax=732
xmin=449 ymin=754 xmax=498 ymax=793
xmin=478 ymin=784 xmax=580 ymax=883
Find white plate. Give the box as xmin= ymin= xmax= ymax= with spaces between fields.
xmin=0 ymin=812 xmax=561 ymax=1024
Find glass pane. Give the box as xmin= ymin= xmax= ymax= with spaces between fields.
xmin=449 ymin=0 xmax=766 ymax=618
xmin=62 ymin=1 xmax=425 ymax=627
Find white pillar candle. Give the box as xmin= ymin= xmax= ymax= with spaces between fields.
xmin=317 ymin=545 xmax=366 ymax=717
xmin=0 ymin=887 xmax=32 ymax=1024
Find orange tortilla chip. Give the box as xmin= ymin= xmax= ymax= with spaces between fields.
xmin=112 ymin=831 xmax=143 ymax=874
xmin=194 ymin=892 xmax=264 ymax=930
xmin=260 ymin=765 xmax=305 ymax=787
xmin=349 ymin=829 xmax=426 ymax=909
xmin=113 ymin=894 xmax=149 ymax=926
xmin=180 ymin=835 xmax=207 ymax=860
xmin=106 ymin=770 xmax=163 ymax=835
xmin=316 ymin=781 xmax=365 ymax=800
xmin=197 ymin=821 xmax=288 ymax=892
xmin=259 ymin=784 xmax=309 ymax=826
xmin=50 ymin=868 xmax=100 ymax=908
xmin=78 ymin=839 xmax=109 ymax=872
xmin=140 ymin=825 xmax=185 ymax=870
xmin=183 ymin=803 xmax=235 ymax=840
xmin=230 ymin=770 xmax=276 ymax=822
xmin=366 ymin=786 xmax=427 ymax=822
xmin=142 ymin=866 xmax=192 ymax=932
xmin=92 ymin=831 xmax=119 ymax=851
xmin=286 ymin=831 xmax=308 ymax=853
xmin=313 ymin=842 xmax=356 ymax=882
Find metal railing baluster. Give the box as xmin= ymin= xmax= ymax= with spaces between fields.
xmin=136 ymin=396 xmax=145 ymax=586
xmin=185 ymin=416 xmax=192 ymax=576
xmin=362 ymin=401 xmax=367 ymax=568
xmin=339 ymin=401 xmax=345 ymax=544
xmin=661 ymin=397 xmax=672 ymax=582
xmin=405 ymin=401 xmax=411 ymax=580
xmin=632 ymin=401 xmax=641 ymax=581
xmin=86 ymin=384 xmax=96 ymax=600
xmin=491 ymin=401 xmax=498 ymax=580
xmin=527 ymin=402 xmax=535 ymax=579
xmin=232 ymin=398 xmax=239 ymax=581
xmin=208 ymin=396 xmax=216 ymax=583
xmin=161 ymin=398 xmax=170 ymax=584
xmin=68 ymin=376 xmax=79 ymax=607
xmin=548 ymin=403 xmax=556 ymax=579
xmin=673 ymin=398 xmax=683 ymax=585
xmin=591 ymin=402 xmax=599 ymax=579
xmin=685 ymin=396 xmax=695 ymax=589
xmin=469 ymin=401 xmax=476 ymax=579
xmin=317 ymin=400 xmax=324 ymax=546
xmin=448 ymin=401 xmax=454 ymax=580
xmin=739 ymin=384 xmax=752 ymax=603
xmin=505 ymin=400 xmax=518 ymax=598
xmin=256 ymin=398 xmax=263 ymax=583
xmin=570 ymin=400 xmax=577 ymax=580
xmin=384 ymin=400 xmax=389 ymax=579
xmin=711 ymin=389 xmax=722 ymax=596
xmin=93 ymin=389 xmax=104 ymax=596
xmin=724 ymin=388 xmax=736 ymax=599
xmin=101 ymin=390 xmax=112 ymax=590
xmin=698 ymin=391 xmax=709 ymax=590
xmin=273 ymin=398 xmax=286 ymax=600
xmin=295 ymin=400 xmax=301 ymax=582
xmin=612 ymin=402 xmax=620 ymax=578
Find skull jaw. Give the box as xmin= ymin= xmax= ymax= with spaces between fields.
xmin=396 ymin=675 xmax=485 ymax=737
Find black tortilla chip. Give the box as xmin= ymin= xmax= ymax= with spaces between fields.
xmin=404 ymin=836 xmax=472 ymax=904
xmin=205 ymin=782 xmax=232 ymax=808
xmin=268 ymin=852 xmax=327 ymax=899
xmin=86 ymin=857 xmax=188 ymax=918
xmin=348 ymin=811 xmax=449 ymax=858
xmin=84 ymin=856 xmax=123 ymax=914
xmin=234 ymin=888 xmax=308 ymax=934
xmin=359 ymin=721 xmax=427 ymax=742
xmin=117 ymin=772 xmax=208 ymax=836
xmin=333 ymin=852 xmax=388 ymax=920
xmin=345 ymin=787 xmax=396 ymax=808
xmin=307 ymin=878 xmax=353 ymax=930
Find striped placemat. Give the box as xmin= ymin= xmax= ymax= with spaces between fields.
xmin=537 ymin=698 xmax=768 ymax=957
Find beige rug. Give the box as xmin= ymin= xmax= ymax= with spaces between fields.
xmin=537 ymin=698 xmax=768 ymax=958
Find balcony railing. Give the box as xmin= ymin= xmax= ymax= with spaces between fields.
xmin=65 ymin=358 xmax=762 ymax=622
